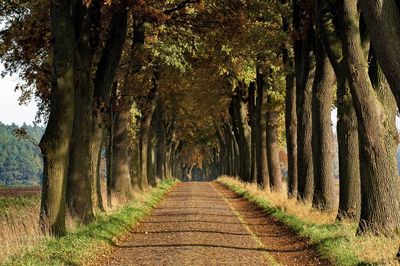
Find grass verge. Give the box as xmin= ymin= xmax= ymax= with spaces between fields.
xmin=2 ymin=178 xmax=178 ymax=266
xmin=218 ymin=177 xmax=399 ymax=266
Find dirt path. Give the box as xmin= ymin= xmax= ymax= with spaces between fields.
xmin=100 ymin=182 xmax=329 ymax=265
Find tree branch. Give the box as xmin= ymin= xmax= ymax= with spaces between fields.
xmin=163 ymin=0 xmax=199 ymax=15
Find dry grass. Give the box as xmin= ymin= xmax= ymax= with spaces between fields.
xmin=0 ymin=197 xmax=46 ymax=261
xmin=0 ymin=180 xmax=162 ymax=263
xmin=219 ymin=177 xmax=337 ymax=224
xmin=218 ymin=176 xmax=400 ymax=265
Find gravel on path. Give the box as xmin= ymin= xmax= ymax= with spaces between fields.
xmin=98 ymin=182 xmax=330 ymax=266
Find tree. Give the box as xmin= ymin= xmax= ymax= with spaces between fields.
xmin=315 ymin=0 xmax=361 ymax=219
xmin=338 ymin=0 xmax=400 ymax=235
xmin=39 ymin=0 xmax=76 ymax=236
xmin=311 ymin=37 xmax=335 ymax=211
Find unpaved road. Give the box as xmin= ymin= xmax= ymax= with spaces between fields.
xmin=101 ymin=182 xmax=329 ymax=265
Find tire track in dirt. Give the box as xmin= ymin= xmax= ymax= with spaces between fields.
xmin=98 ymin=182 xmax=329 ymax=265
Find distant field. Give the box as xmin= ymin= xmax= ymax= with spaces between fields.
xmin=0 ymin=186 xmax=40 ymax=198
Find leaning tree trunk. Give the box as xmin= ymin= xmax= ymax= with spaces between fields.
xmin=339 ymin=0 xmax=400 ymax=235
xmin=359 ymin=0 xmax=400 ymax=109
xmin=39 ymin=0 xmax=75 ymax=236
xmin=311 ymin=39 xmax=336 ymax=211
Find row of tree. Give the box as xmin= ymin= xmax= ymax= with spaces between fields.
xmin=212 ymin=0 xmax=400 ymax=237
xmin=1 ymin=0 xmax=400 ymax=238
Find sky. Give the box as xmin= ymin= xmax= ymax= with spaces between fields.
xmin=0 ymin=67 xmax=38 ymax=126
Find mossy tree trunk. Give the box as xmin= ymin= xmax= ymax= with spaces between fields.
xmin=339 ymin=0 xmax=400 ymax=235
xmin=39 ymin=0 xmax=76 ymax=236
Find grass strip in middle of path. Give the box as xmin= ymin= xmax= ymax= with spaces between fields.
xmin=2 ymin=179 xmax=178 ymax=266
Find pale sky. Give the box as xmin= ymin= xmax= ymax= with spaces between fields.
xmin=0 ymin=67 xmax=38 ymax=126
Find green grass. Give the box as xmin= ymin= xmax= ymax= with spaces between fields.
xmin=0 ymin=196 xmax=39 ymax=211
xmin=2 ymin=179 xmax=178 ymax=266
xmin=217 ymin=179 xmax=374 ymax=266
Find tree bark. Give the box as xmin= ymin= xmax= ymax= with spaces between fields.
xmin=316 ymin=0 xmax=361 ymax=219
xmin=248 ymin=82 xmax=257 ymax=183
xmin=311 ymin=38 xmax=336 ymax=211
xmin=339 ymin=0 xmax=400 ymax=235
xmin=112 ymin=105 xmax=133 ymax=199
xmin=66 ymin=2 xmax=96 ymax=223
xmin=67 ymin=4 xmax=127 ymax=217
xmin=255 ymin=70 xmax=270 ymax=189
xmin=282 ymin=0 xmax=297 ymax=198
xmin=139 ymin=73 xmax=158 ymax=189
xmin=293 ymin=1 xmax=315 ymax=201
xmin=285 ymin=70 xmax=297 ymax=197
xmin=155 ymin=105 xmax=166 ymax=180
xmin=296 ymin=59 xmax=315 ymax=201
xmin=359 ymin=0 xmax=400 ymax=109
xmin=266 ymin=110 xmax=282 ymax=191
xmin=229 ymin=88 xmax=252 ymax=182
xmin=39 ymin=0 xmax=75 ymax=236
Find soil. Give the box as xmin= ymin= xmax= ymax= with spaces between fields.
xmin=0 ymin=186 xmax=40 ymax=198
xmin=98 ymin=182 xmax=330 ymax=266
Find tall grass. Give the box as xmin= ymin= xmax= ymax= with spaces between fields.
xmin=1 ymin=179 xmax=178 ymax=266
xmin=218 ymin=176 xmax=400 ymax=265
xmin=0 ymin=196 xmax=45 ymax=261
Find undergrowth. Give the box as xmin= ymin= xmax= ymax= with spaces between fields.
xmin=218 ymin=176 xmax=400 ymax=266
xmin=2 ymin=178 xmax=178 ymax=266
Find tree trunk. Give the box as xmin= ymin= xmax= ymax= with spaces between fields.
xmin=230 ymin=88 xmax=252 ymax=182
xmin=39 ymin=0 xmax=75 ymax=236
xmin=248 ymin=83 xmax=257 ymax=183
xmin=282 ymin=1 xmax=297 ymax=198
xmin=339 ymin=0 xmax=400 ymax=235
xmin=155 ymin=106 xmax=166 ymax=180
xmin=296 ymin=61 xmax=315 ymax=201
xmin=139 ymin=73 xmax=158 ymax=189
xmin=147 ymin=131 xmax=156 ymax=187
xmin=66 ymin=2 xmax=96 ymax=224
xmin=316 ymin=0 xmax=361 ymax=220
xmin=285 ymin=71 xmax=297 ymax=197
xmin=96 ymin=135 xmax=105 ymax=212
xmin=293 ymin=2 xmax=315 ymax=201
xmin=112 ymin=105 xmax=133 ymax=199
xmin=266 ymin=110 xmax=282 ymax=191
xmin=359 ymin=0 xmax=400 ymax=109
xmin=336 ymin=80 xmax=360 ymax=220
xmin=255 ymin=71 xmax=270 ymax=189
xmin=311 ymin=39 xmax=336 ymax=211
